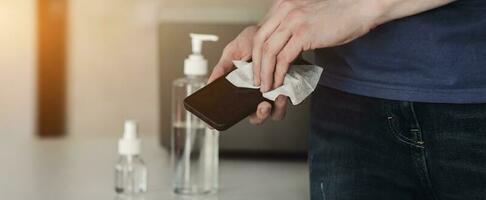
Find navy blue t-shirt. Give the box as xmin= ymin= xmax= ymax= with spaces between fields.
xmin=316 ymin=0 xmax=486 ymax=103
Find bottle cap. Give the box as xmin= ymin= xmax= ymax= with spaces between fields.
xmin=184 ymin=33 xmax=219 ymax=76
xmin=118 ymin=120 xmax=141 ymax=155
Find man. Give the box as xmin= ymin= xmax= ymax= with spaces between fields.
xmin=209 ymin=0 xmax=486 ymax=199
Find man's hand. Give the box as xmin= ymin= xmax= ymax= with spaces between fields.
xmin=208 ymin=26 xmax=289 ymax=125
xmin=253 ymin=0 xmax=379 ymax=92
xmin=253 ymin=0 xmax=455 ymax=93
xmin=209 ymin=0 xmax=454 ymax=125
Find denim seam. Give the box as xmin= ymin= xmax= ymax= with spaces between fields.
xmin=409 ymin=103 xmax=424 ymax=144
xmin=416 ymin=149 xmax=438 ymax=200
xmin=386 ymin=115 xmax=425 ymax=149
xmin=409 ymin=103 xmax=439 ymax=200
xmin=411 ymin=149 xmax=434 ymax=200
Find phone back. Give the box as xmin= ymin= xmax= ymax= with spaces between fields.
xmin=184 ymin=75 xmax=269 ymax=131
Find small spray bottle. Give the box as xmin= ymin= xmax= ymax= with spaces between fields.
xmin=115 ymin=120 xmax=148 ymax=194
xmin=171 ymin=33 xmax=219 ymax=195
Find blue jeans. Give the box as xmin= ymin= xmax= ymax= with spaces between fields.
xmin=309 ymin=86 xmax=486 ymax=200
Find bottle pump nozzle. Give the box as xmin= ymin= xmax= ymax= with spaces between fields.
xmin=184 ymin=33 xmax=219 ymax=76
xmin=190 ymin=33 xmax=218 ymax=55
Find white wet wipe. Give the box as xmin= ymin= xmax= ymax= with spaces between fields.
xmin=225 ymin=60 xmax=323 ymax=105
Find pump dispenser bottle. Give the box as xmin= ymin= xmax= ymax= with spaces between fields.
xmin=171 ymin=33 xmax=219 ymax=195
xmin=115 ymin=120 xmax=148 ymax=194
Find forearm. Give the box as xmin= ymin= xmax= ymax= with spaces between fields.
xmin=367 ymin=0 xmax=455 ymax=28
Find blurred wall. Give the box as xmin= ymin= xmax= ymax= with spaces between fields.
xmin=67 ymin=0 xmax=271 ymax=137
xmin=67 ymin=0 xmax=160 ymax=137
xmin=159 ymin=0 xmax=272 ymax=24
xmin=0 ymin=0 xmax=270 ymax=139
xmin=0 ymin=0 xmax=36 ymax=139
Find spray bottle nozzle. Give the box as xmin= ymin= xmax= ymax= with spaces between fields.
xmin=119 ymin=120 xmax=141 ymax=155
xmin=123 ymin=120 xmax=138 ymax=139
xmin=190 ymin=33 xmax=219 ymax=55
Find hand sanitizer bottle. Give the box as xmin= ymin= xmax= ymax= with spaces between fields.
xmin=171 ymin=33 xmax=219 ymax=195
xmin=115 ymin=120 xmax=148 ymax=194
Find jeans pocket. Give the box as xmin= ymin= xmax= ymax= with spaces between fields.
xmin=386 ymin=114 xmax=424 ymax=148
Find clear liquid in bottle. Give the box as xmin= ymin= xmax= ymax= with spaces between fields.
xmin=171 ymin=75 xmax=219 ymax=195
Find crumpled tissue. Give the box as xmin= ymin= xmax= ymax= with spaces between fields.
xmin=225 ymin=60 xmax=323 ymax=105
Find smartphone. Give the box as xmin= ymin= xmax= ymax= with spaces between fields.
xmin=184 ymin=71 xmax=270 ymax=131
xmin=184 ymin=57 xmax=310 ymax=131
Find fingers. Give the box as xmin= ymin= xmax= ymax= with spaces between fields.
xmin=209 ymin=26 xmax=256 ymax=83
xmin=208 ymin=46 xmax=234 ymax=83
xmin=272 ymin=95 xmax=288 ymax=121
xmin=248 ymin=96 xmax=288 ymax=125
xmin=256 ymin=4 xmax=308 ymax=91
xmin=249 ymin=101 xmax=272 ymax=125
xmin=252 ymin=0 xmax=298 ymax=86
xmin=259 ymin=25 xmax=292 ymax=92
xmin=273 ymin=36 xmax=302 ymax=88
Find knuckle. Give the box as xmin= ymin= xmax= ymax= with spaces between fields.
xmin=275 ymin=27 xmax=286 ymax=34
xmin=298 ymin=23 xmax=310 ymax=33
xmin=276 ymin=98 xmax=287 ymax=107
xmin=262 ymin=42 xmax=276 ymax=56
xmin=277 ymin=53 xmax=290 ymax=64
xmin=287 ymin=9 xmax=305 ymax=22
xmin=280 ymin=0 xmax=297 ymax=10
xmin=253 ymin=33 xmax=265 ymax=45
xmin=293 ymin=23 xmax=310 ymax=36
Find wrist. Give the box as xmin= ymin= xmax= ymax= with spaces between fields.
xmin=357 ymin=0 xmax=396 ymax=30
xmin=364 ymin=0 xmax=455 ymax=28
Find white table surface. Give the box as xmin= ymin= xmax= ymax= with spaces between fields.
xmin=0 ymin=136 xmax=308 ymax=200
